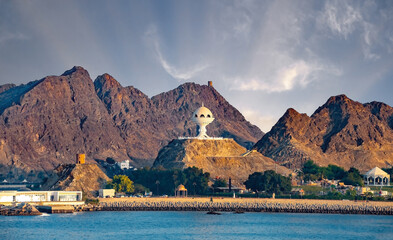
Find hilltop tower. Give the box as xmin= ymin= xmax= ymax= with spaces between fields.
xmin=76 ymin=154 xmax=85 ymax=164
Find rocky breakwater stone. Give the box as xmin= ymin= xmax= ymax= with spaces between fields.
xmin=0 ymin=203 xmax=42 ymax=216
xmin=100 ymin=200 xmax=393 ymax=215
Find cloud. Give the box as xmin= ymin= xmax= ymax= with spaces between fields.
xmin=318 ymin=1 xmax=393 ymax=61
xmin=144 ymin=24 xmax=209 ymax=81
xmin=229 ymin=59 xmax=331 ymax=93
xmin=154 ymin=43 xmax=208 ymax=81
xmin=241 ymin=109 xmax=277 ymax=133
xmin=321 ymin=1 xmax=362 ymax=39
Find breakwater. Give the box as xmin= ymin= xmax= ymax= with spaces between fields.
xmin=99 ymin=198 xmax=393 ymax=215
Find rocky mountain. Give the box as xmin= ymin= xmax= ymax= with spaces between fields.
xmin=41 ymin=163 xmax=110 ymax=197
xmin=153 ymin=139 xmax=291 ymax=185
xmin=0 ymin=67 xmax=129 ymax=172
xmin=253 ymin=95 xmax=393 ymax=172
xmin=94 ymin=73 xmax=263 ymax=164
xmin=0 ymin=66 xmax=262 ymax=177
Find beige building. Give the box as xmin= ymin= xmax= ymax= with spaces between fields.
xmin=99 ymin=189 xmax=115 ymax=198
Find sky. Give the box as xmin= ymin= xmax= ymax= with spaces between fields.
xmin=1 ymin=0 xmax=393 ymax=132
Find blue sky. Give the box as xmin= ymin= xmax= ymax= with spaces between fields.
xmin=1 ymin=0 xmax=393 ymax=132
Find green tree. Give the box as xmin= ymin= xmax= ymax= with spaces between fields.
xmin=212 ymin=178 xmax=228 ymax=189
xmin=244 ymin=172 xmax=264 ymax=197
xmin=244 ymin=170 xmax=292 ymax=196
xmin=107 ymin=175 xmax=135 ymax=193
xmin=183 ymin=167 xmax=210 ymax=195
xmin=302 ymin=160 xmax=319 ymax=182
xmin=126 ymin=166 xmax=210 ymax=195
xmin=321 ymin=165 xmax=345 ymax=180
xmin=345 ymin=189 xmax=357 ymax=200
xmin=342 ymin=167 xmax=364 ymax=186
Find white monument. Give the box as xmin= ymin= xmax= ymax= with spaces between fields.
xmin=192 ymin=103 xmax=215 ymax=139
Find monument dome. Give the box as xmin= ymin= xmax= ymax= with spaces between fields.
xmin=192 ymin=103 xmax=214 ymax=139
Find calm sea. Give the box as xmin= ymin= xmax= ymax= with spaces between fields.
xmin=1 ymin=211 xmax=393 ymax=240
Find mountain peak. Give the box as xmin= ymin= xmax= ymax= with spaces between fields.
xmin=326 ymin=94 xmax=350 ymax=104
xmin=94 ymin=73 xmax=122 ymax=91
xmin=61 ymin=66 xmax=89 ymax=76
xmin=284 ymin=108 xmax=301 ymax=117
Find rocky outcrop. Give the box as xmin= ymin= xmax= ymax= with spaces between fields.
xmin=41 ymin=163 xmax=110 ymax=197
xmin=253 ymin=95 xmax=393 ymax=172
xmin=0 ymin=203 xmax=42 ymax=216
xmin=153 ymin=139 xmax=291 ymax=185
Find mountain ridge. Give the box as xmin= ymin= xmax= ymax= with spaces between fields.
xmin=253 ymin=94 xmax=393 ymax=172
xmin=0 ymin=66 xmax=263 ymax=178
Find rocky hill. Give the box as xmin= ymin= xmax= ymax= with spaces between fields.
xmin=94 ymin=74 xmax=263 ymax=164
xmin=0 ymin=66 xmax=262 ymax=177
xmin=41 ymin=163 xmax=110 ymax=197
xmin=253 ymin=95 xmax=393 ymax=172
xmin=153 ymin=139 xmax=291 ymax=185
xmin=0 ymin=67 xmax=129 ymax=172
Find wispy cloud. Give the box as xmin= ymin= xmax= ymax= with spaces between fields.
xmin=144 ymin=25 xmax=208 ymax=81
xmin=230 ymin=60 xmax=318 ymax=92
xmin=321 ymin=0 xmax=362 ymax=39
xmin=154 ymin=43 xmax=208 ymax=81
xmin=318 ymin=0 xmax=393 ymax=61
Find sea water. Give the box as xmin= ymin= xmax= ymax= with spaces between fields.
xmin=1 ymin=211 xmax=393 ymax=240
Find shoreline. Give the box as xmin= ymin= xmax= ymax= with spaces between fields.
xmin=97 ymin=197 xmax=393 ymax=215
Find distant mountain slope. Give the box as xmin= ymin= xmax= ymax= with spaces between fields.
xmin=253 ymin=95 xmax=393 ymax=172
xmin=0 ymin=83 xmax=16 ymax=94
xmin=0 ymin=66 xmax=262 ymax=173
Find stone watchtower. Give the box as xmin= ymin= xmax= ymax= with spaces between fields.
xmin=76 ymin=154 xmax=85 ymax=164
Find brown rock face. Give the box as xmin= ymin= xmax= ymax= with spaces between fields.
xmin=0 ymin=66 xmax=262 ymax=175
xmin=153 ymin=139 xmax=291 ymax=185
xmin=41 ymin=163 xmax=110 ymax=197
xmin=253 ymin=94 xmax=393 ymax=172
xmin=0 ymin=67 xmax=129 ymax=171
xmin=94 ymin=74 xmax=263 ymax=165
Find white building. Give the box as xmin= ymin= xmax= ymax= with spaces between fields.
xmin=99 ymin=189 xmax=115 ymax=198
xmin=117 ymin=160 xmax=131 ymax=170
xmin=364 ymin=167 xmax=390 ymax=186
xmin=0 ymin=190 xmax=82 ymax=203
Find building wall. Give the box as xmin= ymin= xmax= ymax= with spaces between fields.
xmin=0 ymin=191 xmax=82 ymax=203
xmin=99 ymin=189 xmax=115 ymax=198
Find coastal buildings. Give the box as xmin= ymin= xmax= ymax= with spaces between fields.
xmin=0 ymin=190 xmax=82 ymax=204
